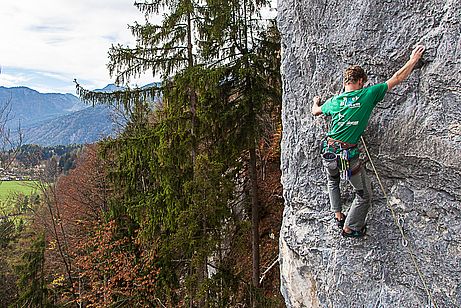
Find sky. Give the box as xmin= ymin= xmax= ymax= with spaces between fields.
xmin=0 ymin=1 xmax=277 ymax=95
xmin=0 ymin=0 xmax=152 ymax=94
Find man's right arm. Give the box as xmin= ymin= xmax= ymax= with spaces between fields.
xmin=386 ymin=45 xmax=425 ymax=91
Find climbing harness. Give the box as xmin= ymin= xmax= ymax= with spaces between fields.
xmin=360 ymin=136 xmax=438 ymax=308
xmin=321 ymin=138 xmax=359 ymax=180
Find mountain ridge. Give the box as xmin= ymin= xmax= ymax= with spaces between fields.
xmin=0 ymin=85 xmax=122 ymax=146
xmin=22 ymin=104 xmax=123 ymax=146
xmin=0 ymin=86 xmax=86 ymax=128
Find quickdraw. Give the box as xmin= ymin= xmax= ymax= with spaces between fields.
xmin=338 ymin=147 xmax=352 ymax=180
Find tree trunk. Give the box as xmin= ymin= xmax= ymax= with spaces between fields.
xmin=187 ymin=9 xmax=197 ymax=166
xmin=249 ymin=146 xmax=260 ymax=289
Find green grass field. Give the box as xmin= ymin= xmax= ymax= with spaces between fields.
xmin=0 ymin=181 xmax=38 ymax=200
xmin=0 ymin=181 xmax=39 ymax=213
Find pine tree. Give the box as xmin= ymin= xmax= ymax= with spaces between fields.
xmin=0 ymin=218 xmax=19 ymax=306
xmin=14 ymin=233 xmax=53 ymax=307
xmin=199 ymin=0 xmax=281 ymax=289
xmin=108 ymin=0 xmax=207 ymax=166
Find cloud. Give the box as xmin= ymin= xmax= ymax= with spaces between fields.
xmin=0 ymin=0 xmax=154 ymax=93
xmin=0 ymin=67 xmax=74 ymax=93
xmin=28 ymin=25 xmax=71 ymax=33
xmin=0 ymin=72 xmax=32 ymax=87
xmin=0 ymin=0 xmax=277 ymax=94
xmin=36 ymin=71 xmax=72 ymax=83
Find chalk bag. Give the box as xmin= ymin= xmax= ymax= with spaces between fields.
xmin=322 ymin=152 xmax=337 ymax=170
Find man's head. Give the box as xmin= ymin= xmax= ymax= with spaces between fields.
xmin=343 ymin=65 xmax=367 ymax=89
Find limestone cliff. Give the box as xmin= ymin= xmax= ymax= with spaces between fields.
xmin=277 ymin=0 xmax=461 ymax=307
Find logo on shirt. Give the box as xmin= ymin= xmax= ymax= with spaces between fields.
xmin=337 ymin=120 xmax=359 ymax=127
xmin=346 ymin=121 xmax=359 ymax=126
xmin=340 ymin=96 xmax=360 ymax=108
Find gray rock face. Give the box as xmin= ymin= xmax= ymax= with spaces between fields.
xmin=277 ymin=0 xmax=461 ymax=307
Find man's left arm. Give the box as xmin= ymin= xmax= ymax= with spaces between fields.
xmin=311 ymin=96 xmax=323 ymax=116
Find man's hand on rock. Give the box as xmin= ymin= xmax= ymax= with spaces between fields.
xmin=410 ymin=45 xmax=425 ymax=62
xmin=313 ymin=96 xmax=321 ymax=105
xmin=311 ymin=96 xmax=323 ymax=116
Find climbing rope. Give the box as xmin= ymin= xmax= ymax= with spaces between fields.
xmin=360 ymin=136 xmax=438 ymax=308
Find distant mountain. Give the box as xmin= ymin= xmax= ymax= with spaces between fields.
xmin=0 ymin=85 xmax=127 ymax=146
xmin=0 ymin=86 xmax=86 ymax=128
xmin=0 ymin=84 xmax=162 ymax=147
xmin=141 ymin=82 xmax=162 ymax=89
xmin=22 ymin=104 xmax=125 ymax=146
xmin=94 ymin=84 xmax=125 ymax=93
xmin=94 ymin=82 xmax=162 ymax=93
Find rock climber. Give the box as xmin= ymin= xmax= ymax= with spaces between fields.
xmin=311 ymin=45 xmax=425 ymax=238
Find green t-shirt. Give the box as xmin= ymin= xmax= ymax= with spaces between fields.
xmin=321 ymin=83 xmax=388 ymax=144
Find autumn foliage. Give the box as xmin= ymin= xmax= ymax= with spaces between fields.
xmin=74 ymin=220 xmax=161 ymax=307
xmin=13 ymin=144 xmax=110 ymax=305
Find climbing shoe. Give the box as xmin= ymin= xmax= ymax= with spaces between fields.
xmin=341 ymin=225 xmax=367 ymax=238
xmin=335 ymin=214 xmax=346 ymax=229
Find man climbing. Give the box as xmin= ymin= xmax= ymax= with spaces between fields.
xmin=311 ymin=45 xmax=425 ymax=238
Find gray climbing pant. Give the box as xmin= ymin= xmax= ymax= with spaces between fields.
xmin=324 ymin=157 xmax=372 ymax=231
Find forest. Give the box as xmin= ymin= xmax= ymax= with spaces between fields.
xmin=0 ymin=0 xmax=284 ymax=307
